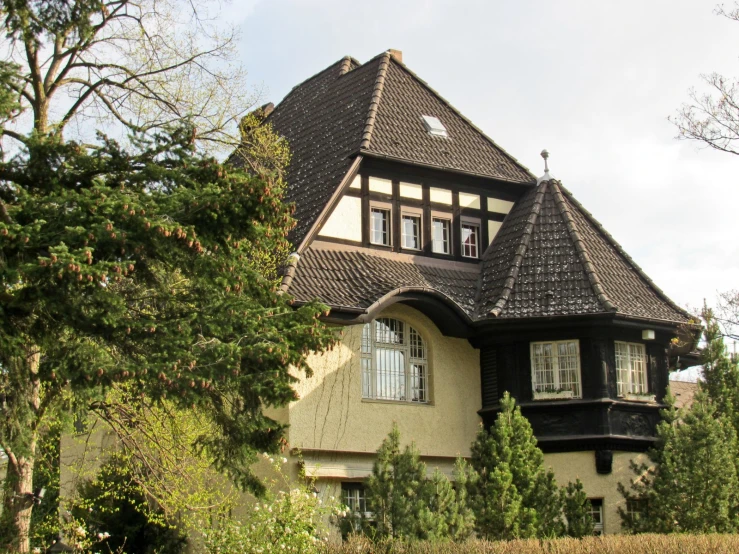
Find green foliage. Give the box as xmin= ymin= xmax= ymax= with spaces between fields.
xmin=365 ymin=423 xmax=429 ymax=540
xmin=619 ymin=391 xmax=739 ymax=533
xmin=0 ymin=125 xmax=336 ymax=549
xmin=561 ymin=480 xmax=593 ymax=538
xmin=202 ymin=456 xmax=337 ymax=554
xmin=356 ymin=424 xmax=473 ymax=542
xmin=700 ymin=305 xmax=739 ymax=433
xmin=467 ymin=392 xmax=566 ymax=540
xmin=71 ymin=454 xmax=188 ymax=554
xmin=28 ymin=421 xmax=61 ymax=550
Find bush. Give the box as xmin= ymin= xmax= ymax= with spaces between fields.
xmin=202 ymin=454 xmax=339 ymax=554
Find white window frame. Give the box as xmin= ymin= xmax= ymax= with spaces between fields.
xmin=461 ymin=217 xmax=481 ymax=259
xmin=431 ymin=212 xmax=452 ymax=255
xmin=615 ymin=341 xmax=648 ymax=396
xmin=589 ymin=498 xmax=604 ymax=536
xmin=530 ymin=340 xmax=582 ymax=399
xmin=341 ymin=483 xmax=372 ymax=529
xmin=361 ymin=318 xmax=429 ymax=404
xmin=400 ymin=206 xmax=423 ymax=251
xmin=369 ymin=202 xmax=392 ymax=246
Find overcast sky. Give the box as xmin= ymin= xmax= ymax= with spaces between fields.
xmin=223 ymin=0 xmax=738 ymax=323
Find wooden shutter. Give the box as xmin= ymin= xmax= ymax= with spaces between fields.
xmin=480 ymin=347 xmax=498 ymax=407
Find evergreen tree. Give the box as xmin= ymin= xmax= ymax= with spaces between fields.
xmin=700 ymin=305 xmax=739 ymax=433
xmin=619 ymin=391 xmax=739 ymax=533
xmin=362 ymin=425 xmax=473 ymax=541
xmin=365 ymin=424 xmax=429 ymax=539
xmin=468 ymin=392 xmax=565 ymax=539
xmin=561 ymin=479 xmax=594 ymax=538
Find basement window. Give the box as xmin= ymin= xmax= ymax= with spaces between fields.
xmin=589 ymin=499 xmax=604 ymax=535
xmin=421 ymin=115 xmax=448 ymax=138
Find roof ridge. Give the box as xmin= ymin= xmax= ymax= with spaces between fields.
xmin=488 ymin=182 xmax=548 ymax=317
xmin=384 ymin=55 xmax=535 ymax=182
xmin=558 ymin=184 xmax=694 ymax=320
xmin=549 ymin=181 xmax=617 ymax=312
xmin=359 ymin=52 xmax=392 ymax=151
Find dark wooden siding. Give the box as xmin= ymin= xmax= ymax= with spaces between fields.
xmin=480 ymin=347 xmax=498 ymax=408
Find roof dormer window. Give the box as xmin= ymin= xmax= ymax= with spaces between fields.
xmin=421 ymin=115 xmax=448 ymax=138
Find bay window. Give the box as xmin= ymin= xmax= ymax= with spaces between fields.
xmin=615 ymin=341 xmax=648 ymax=396
xmin=530 ymin=340 xmax=581 ymax=398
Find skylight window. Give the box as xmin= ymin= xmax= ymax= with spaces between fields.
xmin=421 ymin=115 xmax=448 ymax=138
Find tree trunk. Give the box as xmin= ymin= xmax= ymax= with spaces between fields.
xmin=3 ymin=449 xmax=37 ymax=554
xmin=2 ymin=348 xmax=41 ymax=554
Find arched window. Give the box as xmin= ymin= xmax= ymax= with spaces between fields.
xmin=361 ymin=317 xmax=429 ymax=403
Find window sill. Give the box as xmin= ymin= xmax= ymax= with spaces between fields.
xmin=361 ymin=398 xmax=433 ymax=407
xmin=621 ymin=393 xmax=656 ymax=403
xmin=533 ymin=390 xmax=575 ymax=401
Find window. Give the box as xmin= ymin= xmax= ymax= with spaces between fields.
xmin=626 ymin=499 xmax=645 ymax=523
xmin=361 ymin=318 xmax=429 ymax=403
xmin=341 ymin=483 xmax=370 ymax=532
xmin=421 ymin=115 xmax=448 ymax=137
xmin=615 ymin=342 xmax=647 ymax=396
xmin=530 ymin=340 xmax=581 ymax=398
xmin=461 ymin=222 xmax=480 ymax=258
xmin=370 ymin=207 xmax=391 ymax=246
xmin=589 ymin=499 xmax=604 ymax=535
xmin=401 ymin=210 xmax=422 ymax=250
xmin=432 ymin=217 xmax=451 ymax=254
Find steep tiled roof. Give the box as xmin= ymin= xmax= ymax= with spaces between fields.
xmin=287 ymin=242 xmax=480 ymax=318
xmin=243 ymin=52 xmax=534 ymax=247
xmin=476 ymin=179 xmax=692 ymax=323
xmin=363 ymin=57 xmax=534 ymax=183
xmin=265 ymin=56 xmax=381 ymax=244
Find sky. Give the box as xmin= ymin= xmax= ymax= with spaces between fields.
xmin=219 ymin=0 xmax=738 ymax=327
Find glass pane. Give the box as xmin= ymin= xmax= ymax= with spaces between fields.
xmin=461 ymin=224 xmax=479 ymax=258
xmin=402 ymin=215 xmax=420 ymax=249
xmin=375 ymin=318 xmax=403 ymax=344
xmin=615 ymin=342 xmax=629 ymax=396
xmin=432 ymin=218 xmax=450 ymax=254
xmin=371 ymin=209 xmax=389 ymax=245
xmin=376 ymin=348 xmax=406 ymax=400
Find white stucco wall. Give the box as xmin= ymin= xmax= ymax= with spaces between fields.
xmin=318 ymin=195 xmax=362 ymax=242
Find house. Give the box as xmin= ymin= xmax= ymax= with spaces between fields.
xmin=248 ymin=49 xmax=697 ymax=535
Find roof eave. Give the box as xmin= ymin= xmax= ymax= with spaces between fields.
xmin=358 ymin=149 xmax=536 ymax=187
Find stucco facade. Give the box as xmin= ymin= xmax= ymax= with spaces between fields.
xmin=286 ymin=304 xmax=481 ymax=469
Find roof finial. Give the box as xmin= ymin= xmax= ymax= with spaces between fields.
xmin=537 ymin=148 xmax=554 ymax=185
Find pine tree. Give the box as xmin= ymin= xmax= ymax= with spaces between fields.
xmin=619 ymin=391 xmax=739 ymax=533
xmin=561 ymin=479 xmax=594 ymax=538
xmin=468 ymin=392 xmax=565 ymax=539
xmin=365 ymin=424 xmax=428 ymax=539
xmin=700 ymin=305 xmax=739 ymax=433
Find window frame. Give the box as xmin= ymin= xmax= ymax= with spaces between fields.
xmin=589 ymin=498 xmax=604 ymax=536
xmin=369 ymin=201 xmax=392 ymax=247
xmin=431 ymin=211 xmax=452 ymax=255
xmin=361 ymin=317 xmax=430 ymax=404
xmin=530 ymin=339 xmax=582 ymax=399
xmin=341 ymin=482 xmax=372 ymax=531
xmin=400 ymin=206 xmax=423 ymax=251
xmin=615 ymin=341 xmax=648 ymax=397
xmin=460 ymin=217 xmax=481 ymax=259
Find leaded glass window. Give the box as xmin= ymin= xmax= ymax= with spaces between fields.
xmin=530 ymin=340 xmax=581 ymax=398
xmin=361 ymin=318 xmax=429 ymax=403
xmin=615 ymin=342 xmax=647 ymax=396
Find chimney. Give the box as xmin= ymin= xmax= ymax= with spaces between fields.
xmin=388 ymin=49 xmax=403 ymax=63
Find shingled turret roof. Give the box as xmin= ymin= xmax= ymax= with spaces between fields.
xmin=261 ymin=51 xmax=534 ymax=247
xmin=476 ymin=179 xmax=692 ymax=323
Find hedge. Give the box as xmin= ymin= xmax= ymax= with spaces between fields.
xmin=322 ymin=534 xmax=739 ymax=554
